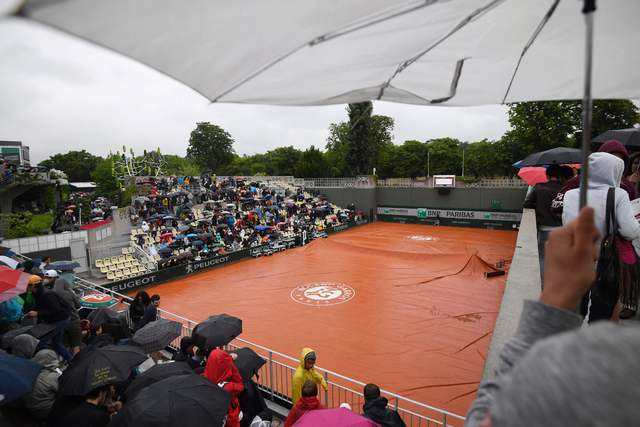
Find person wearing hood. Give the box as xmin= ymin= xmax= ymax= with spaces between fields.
xmin=11 ymin=333 xmax=39 ymax=359
xmin=27 ymin=277 xmax=73 ymax=361
xmin=24 ymin=349 xmax=64 ymax=420
xmin=362 ymin=383 xmax=406 ymax=427
xmin=552 ymin=140 xmax=637 ymax=215
xmin=172 ymin=336 xmax=203 ymax=370
xmin=291 ymin=347 xmax=327 ymax=405
xmin=204 ymin=349 xmax=245 ymax=427
xmin=284 ymin=380 xmax=324 ymax=427
xmin=51 ymin=270 xmax=82 ymax=356
xmin=563 ymin=152 xmax=640 ymax=322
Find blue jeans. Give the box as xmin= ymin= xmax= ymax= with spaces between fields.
xmin=36 ymin=318 xmax=72 ymax=361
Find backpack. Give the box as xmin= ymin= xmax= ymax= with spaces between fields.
xmin=589 ymin=187 xmax=621 ymax=321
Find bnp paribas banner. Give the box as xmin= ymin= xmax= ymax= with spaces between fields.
xmin=377 ymin=207 xmax=521 ymax=230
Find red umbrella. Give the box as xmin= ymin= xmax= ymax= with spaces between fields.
xmin=517 ymin=167 xmax=548 ymax=186
xmin=0 ymin=266 xmax=32 ymax=303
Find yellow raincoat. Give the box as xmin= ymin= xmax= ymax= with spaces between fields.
xmin=291 ymin=347 xmax=327 ymax=404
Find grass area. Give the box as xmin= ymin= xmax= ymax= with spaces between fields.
xmin=2 ymin=212 xmax=54 ymax=238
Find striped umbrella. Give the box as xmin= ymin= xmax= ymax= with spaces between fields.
xmin=0 ymin=266 xmax=31 ymax=303
xmin=132 ymin=319 xmax=182 ymax=353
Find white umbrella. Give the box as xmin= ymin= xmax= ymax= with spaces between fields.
xmin=0 ymin=256 xmax=19 ymax=269
xmin=14 ymin=0 xmax=639 ymax=105
xmin=12 ymin=0 xmax=635 ymax=205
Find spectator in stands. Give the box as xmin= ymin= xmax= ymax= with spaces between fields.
xmin=465 ymin=207 xmax=640 ymax=426
xmin=27 ymin=277 xmax=73 ymax=361
xmin=50 ymin=385 xmax=114 ymax=427
xmin=23 ymin=349 xmax=63 ymax=420
xmin=563 ymin=152 xmax=640 ymax=322
xmin=129 ymin=291 xmax=150 ymax=326
xmin=11 ymin=333 xmax=39 ymax=359
xmin=284 ymin=380 xmax=323 ymax=427
xmin=172 ymin=336 xmax=198 ymax=368
xmin=19 ymin=275 xmax=41 ymax=320
xmin=204 ymin=349 xmax=245 ymax=427
xmin=291 ymin=347 xmax=327 ymax=404
xmin=523 ymin=165 xmax=573 ymax=284
xmin=552 ymin=140 xmax=636 ymax=215
xmin=250 ymin=411 xmax=273 ymax=427
xmin=362 ymin=383 xmax=406 ymax=427
xmin=43 ymin=269 xmax=58 ymax=289
xmin=134 ymin=294 xmax=160 ymax=331
xmin=52 ymin=271 xmax=82 ymax=356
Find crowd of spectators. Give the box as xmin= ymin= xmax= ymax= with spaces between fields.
xmin=128 ymin=175 xmax=363 ymax=269
xmin=1 ymin=257 xmax=405 ymax=427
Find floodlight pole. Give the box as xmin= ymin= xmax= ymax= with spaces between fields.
xmin=579 ymin=0 xmax=596 ymax=209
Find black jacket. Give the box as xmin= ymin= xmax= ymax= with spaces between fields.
xmin=34 ymin=287 xmax=71 ymax=324
xmin=522 ymin=180 xmax=564 ymax=227
xmin=363 ymin=397 xmax=406 ymax=427
xmin=135 ymin=304 xmax=158 ymax=331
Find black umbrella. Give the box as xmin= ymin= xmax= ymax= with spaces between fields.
xmin=592 ymin=127 xmax=640 ymax=148
xmin=87 ymin=307 xmax=121 ymax=326
xmin=230 ymin=347 xmax=266 ymax=381
xmin=132 ymin=319 xmax=182 ymax=353
xmin=192 ymin=314 xmax=242 ymax=349
xmin=59 ymin=345 xmax=147 ymax=396
xmin=518 ymin=147 xmax=583 ymax=167
xmin=124 ymin=361 xmax=194 ymax=400
xmin=111 ymin=374 xmax=231 ymax=427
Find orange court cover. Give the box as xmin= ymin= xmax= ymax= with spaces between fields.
xmin=148 ymin=222 xmax=517 ymax=416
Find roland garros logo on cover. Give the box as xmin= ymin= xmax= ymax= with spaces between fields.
xmin=290 ymin=282 xmax=355 ymax=306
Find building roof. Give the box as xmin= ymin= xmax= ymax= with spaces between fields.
xmin=69 ymin=182 xmax=97 ymax=189
xmin=0 ymin=141 xmax=23 ymax=147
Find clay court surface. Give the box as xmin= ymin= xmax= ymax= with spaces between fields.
xmin=146 ymin=222 xmax=517 ymax=415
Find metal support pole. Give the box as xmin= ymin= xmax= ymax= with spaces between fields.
xmin=462 ymin=149 xmax=465 ymax=178
xmin=268 ymin=351 xmax=274 ymax=401
xmin=579 ymin=0 xmax=596 ymax=209
xmin=323 ymin=372 xmax=329 ymax=405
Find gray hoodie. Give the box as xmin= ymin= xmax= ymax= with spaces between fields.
xmin=23 ymin=349 xmax=63 ymax=420
xmin=53 ymin=278 xmax=81 ymax=320
xmin=465 ymin=301 xmax=640 ymax=426
xmin=563 ymin=152 xmax=640 ymax=251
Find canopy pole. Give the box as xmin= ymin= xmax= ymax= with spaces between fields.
xmin=579 ymin=0 xmax=596 ymax=209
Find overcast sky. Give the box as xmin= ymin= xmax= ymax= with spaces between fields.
xmin=0 ymin=17 xmax=510 ymax=164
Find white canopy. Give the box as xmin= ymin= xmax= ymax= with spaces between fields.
xmin=15 ymin=0 xmax=640 ymax=106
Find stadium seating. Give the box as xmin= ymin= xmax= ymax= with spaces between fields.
xmin=94 ymin=244 xmax=150 ymax=281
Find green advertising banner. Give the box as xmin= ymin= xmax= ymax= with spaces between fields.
xmin=376 ymin=207 xmax=521 ymax=230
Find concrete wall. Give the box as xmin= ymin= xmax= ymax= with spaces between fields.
xmin=313 ymin=187 xmax=527 ymax=216
xmin=313 ymin=188 xmax=378 ymax=218
xmin=376 ymin=187 xmax=528 ymax=211
xmin=482 ymin=209 xmax=541 ymax=380
xmin=24 ymin=247 xmax=71 ymax=262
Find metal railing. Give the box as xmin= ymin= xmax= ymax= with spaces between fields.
xmin=72 ymin=277 xmax=466 ymax=426
xmin=293 ymin=176 xmax=375 ymax=189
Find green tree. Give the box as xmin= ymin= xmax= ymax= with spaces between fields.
xmin=92 ymin=157 xmax=120 ymax=202
xmin=426 ymin=138 xmax=463 ymax=175
xmin=223 ymin=155 xmax=268 ymax=176
xmin=325 ymin=122 xmax=350 ymax=176
xmin=186 ymin=122 xmax=236 ymax=172
xmin=464 ymin=140 xmax=501 ymax=178
xmin=39 ymin=150 xmax=101 ymax=181
xmin=506 ymin=99 xmax=639 ymax=153
xmin=294 ymin=146 xmax=329 ymax=178
xmin=326 ymin=106 xmax=394 ymax=176
xmin=262 ymin=146 xmax=302 ymax=176
xmin=163 ymin=154 xmax=201 ymax=176
xmin=346 ymin=101 xmax=373 ymax=175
